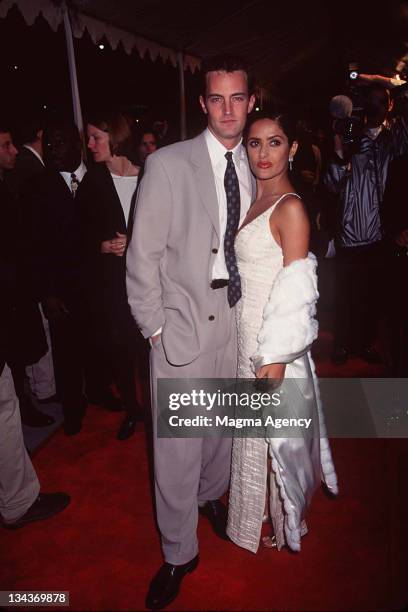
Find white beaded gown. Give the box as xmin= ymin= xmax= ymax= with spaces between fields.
xmin=227 ymin=193 xmax=338 ymax=553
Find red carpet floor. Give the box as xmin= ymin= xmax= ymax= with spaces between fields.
xmin=1 ymin=339 xmax=407 ymax=611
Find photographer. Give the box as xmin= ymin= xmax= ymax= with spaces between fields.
xmin=325 ymin=74 xmax=408 ymax=365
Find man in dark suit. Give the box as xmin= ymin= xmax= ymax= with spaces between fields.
xmin=29 ymin=121 xmax=121 ymax=435
xmin=5 ymin=117 xmax=45 ymax=200
xmin=0 ymin=120 xmax=54 ymax=428
xmin=0 ymin=124 xmax=70 ymax=527
xmin=7 ymin=118 xmax=58 ymax=408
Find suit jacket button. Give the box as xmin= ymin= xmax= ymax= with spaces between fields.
xmin=212 ymin=248 xmax=218 ymax=254
xmin=208 ymin=315 xmax=215 ymax=321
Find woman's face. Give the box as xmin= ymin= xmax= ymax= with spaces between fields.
xmin=87 ymin=124 xmax=111 ymax=162
xmin=138 ymin=132 xmax=157 ymax=162
xmin=246 ymin=118 xmax=296 ymax=180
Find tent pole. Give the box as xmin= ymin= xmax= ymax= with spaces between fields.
xmin=177 ymin=51 xmax=187 ymax=141
xmin=63 ymin=5 xmax=84 ymax=137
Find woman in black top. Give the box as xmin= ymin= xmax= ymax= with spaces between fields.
xmin=80 ymin=112 xmax=145 ymax=440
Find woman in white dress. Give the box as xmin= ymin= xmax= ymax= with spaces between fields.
xmin=227 ymin=112 xmax=338 ymax=553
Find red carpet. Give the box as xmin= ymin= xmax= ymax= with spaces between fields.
xmin=1 ymin=341 xmax=407 ymax=611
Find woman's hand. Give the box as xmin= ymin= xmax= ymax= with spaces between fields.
xmin=100 ymin=232 xmax=127 ymax=257
xmin=255 ymin=363 xmax=286 ymax=390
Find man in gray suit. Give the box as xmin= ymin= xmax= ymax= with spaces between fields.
xmin=126 ymin=55 xmax=255 ymax=610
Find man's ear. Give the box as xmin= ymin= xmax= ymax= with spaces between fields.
xmin=247 ymin=94 xmax=256 ymax=114
xmin=199 ymin=95 xmax=208 ymax=114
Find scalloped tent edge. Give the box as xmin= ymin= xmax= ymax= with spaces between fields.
xmin=0 ymin=0 xmax=202 ymax=138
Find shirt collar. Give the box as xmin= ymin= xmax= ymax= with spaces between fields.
xmin=23 ymin=144 xmax=44 ymax=166
xmin=60 ymin=160 xmax=86 ymax=182
xmin=205 ymin=128 xmax=244 ymax=170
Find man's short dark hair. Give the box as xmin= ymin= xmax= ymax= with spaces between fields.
xmin=201 ymin=54 xmax=254 ymax=96
xmin=16 ymin=117 xmax=43 ymax=145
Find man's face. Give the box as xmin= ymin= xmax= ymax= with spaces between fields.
xmin=47 ymin=128 xmax=81 ymax=172
xmin=0 ymin=132 xmax=18 ymax=170
xmin=199 ymin=70 xmax=255 ymax=147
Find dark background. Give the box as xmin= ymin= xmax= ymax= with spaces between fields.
xmin=1 ymin=1 xmax=408 ymax=137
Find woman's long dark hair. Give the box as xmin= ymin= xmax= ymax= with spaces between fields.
xmin=245 ymin=109 xmax=297 ymax=146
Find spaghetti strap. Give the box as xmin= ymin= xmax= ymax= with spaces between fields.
xmin=272 ymin=192 xmax=301 ymax=209
xmin=238 ymin=193 xmax=301 ymax=235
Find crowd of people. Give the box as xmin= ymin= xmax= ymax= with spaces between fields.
xmin=1 ymin=53 xmax=407 ymax=610
xmin=1 ymin=116 xmax=160 ymax=436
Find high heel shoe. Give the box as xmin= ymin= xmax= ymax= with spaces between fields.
xmin=261 ymin=535 xmax=277 ymax=548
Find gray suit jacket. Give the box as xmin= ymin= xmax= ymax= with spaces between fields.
xmin=126 ymin=131 xmax=254 ymax=366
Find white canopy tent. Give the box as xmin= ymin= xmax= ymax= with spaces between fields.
xmin=0 ymin=0 xmax=201 ymax=138
xmin=1 ymin=0 xmax=405 ymax=138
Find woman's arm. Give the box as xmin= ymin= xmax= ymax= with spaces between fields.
xmin=275 ymin=196 xmax=310 ymax=265
xmin=256 ymin=198 xmax=312 ymax=381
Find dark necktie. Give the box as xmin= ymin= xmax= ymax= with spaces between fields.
xmin=224 ymin=151 xmax=242 ymax=307
xmin=70 ymin=173 xmax=79 ymax=197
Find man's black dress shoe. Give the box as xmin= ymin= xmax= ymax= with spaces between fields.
xmin=146 ymin=555 xmax=199 ymax=610
xmin=331 ymin=347 xmax=349 ymax=366
xmin=198 ymin=499 xmax=229 ymax=540
xmin=117 ymin=415 xmax=137 ymax=440
xmin=3 ymin=492 xmax=70 ymax=529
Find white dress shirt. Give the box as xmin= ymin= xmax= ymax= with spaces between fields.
xmin=151 ymin=130 xmax=252 ymax=340
xmin=60 ymin=160 xmax=87 ymax=193
xmin=204 ymin=128 xmax=252 ymax=279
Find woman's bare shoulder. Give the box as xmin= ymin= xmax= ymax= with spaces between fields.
xmin=272 ymin=194 xmax=307 ymax=221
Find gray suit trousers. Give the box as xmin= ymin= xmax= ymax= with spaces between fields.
xmin=150 ymin=287 xmax=237 ymax=564
xmin=0 ymin=364 xmax=40 ymax=523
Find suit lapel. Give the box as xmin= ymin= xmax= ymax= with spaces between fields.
xmin=55 ymin=172 xmax=74 ymax=199
xmin=190 ymin=132 xmax=220 ymax=239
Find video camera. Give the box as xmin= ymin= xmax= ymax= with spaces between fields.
xmin=328 ymin=67 xmax=364 ymax=147
xmin=328 ymin=64 xmax=365 ymax=146
xmin=335 ymin=63 xmax=366 ymax=146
